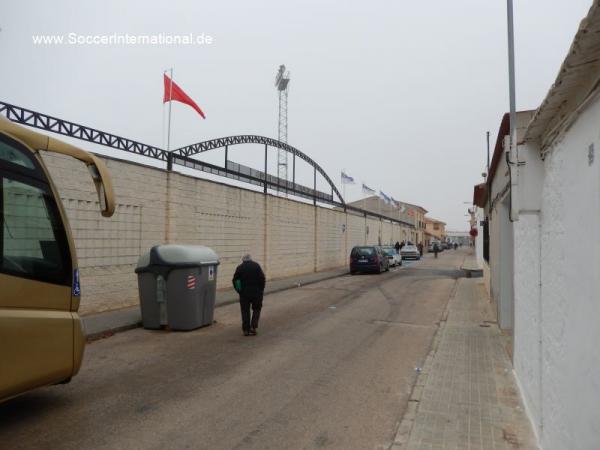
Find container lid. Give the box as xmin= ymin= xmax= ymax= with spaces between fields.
xmin=136 ymin=244 xmax=220 ymax=271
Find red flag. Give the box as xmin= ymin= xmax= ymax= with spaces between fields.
xmin=163 ymin=74 xmax=206 ymax=119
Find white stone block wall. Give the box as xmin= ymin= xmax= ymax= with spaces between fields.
xmin=366 ymin=217 xmax=381 ymax=245
xmin=267 ymin=195 xmax=316 ymax=279
xmin=316 ymin=207 xmax=345 ymax=272
xmin=41 ymin=154 xmax=415 ymax=315
xmin=381 ymin=221 xmax=393 ymax=245
xmin=347 ymin=212 xmax=366 ymax=249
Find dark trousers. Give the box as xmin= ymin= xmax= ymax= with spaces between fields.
xmin=239 ymin=296 xmax=262 ymax=332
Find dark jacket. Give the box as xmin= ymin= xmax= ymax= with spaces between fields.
xmin=232 ymin=260 xmax=266 ymax=299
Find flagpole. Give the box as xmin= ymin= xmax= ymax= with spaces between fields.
xmin=166 ymin=68 xmax=173 ymax=151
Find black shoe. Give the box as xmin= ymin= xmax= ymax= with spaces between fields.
xmin=249 ymin=329 xmax=257 ymax=336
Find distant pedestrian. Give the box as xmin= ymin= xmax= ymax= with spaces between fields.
xmin=417 ymin=242 xmax=424 ymax=256
xmin=433 ymin=242 xmax=440 ymax=258
xmin=454 ymin=242 xmax=458 ymax=250
xmin=394 ymin=241 xmax=401 ymax=254
xmin=232 ymin=254 xmax=266 ymax=336
xmin=400 ymin=241 xmax=405 ymax=250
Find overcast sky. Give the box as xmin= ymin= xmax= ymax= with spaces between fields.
xmin=0 ymin=0 xmax=593 ymax=229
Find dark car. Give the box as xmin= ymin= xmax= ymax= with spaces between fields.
xmin=350 ymin=246 xmax=389 ymax=274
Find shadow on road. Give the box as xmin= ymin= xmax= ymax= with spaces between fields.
xmin=0 ymin=390 xmax=69 ymax=427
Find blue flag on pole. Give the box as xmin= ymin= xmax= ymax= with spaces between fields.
xmin=362 ymin=183 xmax=376 ymax=195
xmin=379 ymin=190 xmax=392 ymax=205
xmin=341 ymin=171 xmax=355 ymax=184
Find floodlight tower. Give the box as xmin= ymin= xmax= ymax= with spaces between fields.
xmin=275 ymin=65 xmax=290 ymax=190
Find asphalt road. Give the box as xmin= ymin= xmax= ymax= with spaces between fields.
xmin=0 ymin=249 xmax=468 ymax=450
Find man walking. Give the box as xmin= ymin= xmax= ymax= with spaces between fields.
xmin=232 ymin=254 xmax=266 ymax=336
xmin=394 ymin=241 xmax=401 ymax=254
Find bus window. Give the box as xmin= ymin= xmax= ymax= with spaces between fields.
xmin=0 ymin=139 xmax=36 ymax=169
xmin=1 ymin=176 xmax=71 ymax=285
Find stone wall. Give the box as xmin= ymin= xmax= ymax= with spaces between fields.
xmin=42 ymin=153 xmax=413 ymax=315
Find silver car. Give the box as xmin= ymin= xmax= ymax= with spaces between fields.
xmin=382 ymin=246 xmax=402 ymax=267
xmin=400 ymin=244 xmax=421 ymax=260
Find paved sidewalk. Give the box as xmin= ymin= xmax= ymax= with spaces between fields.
xmin=460 ymin=249 xmax=483 ymax=277
xmin=82 ymin=266 xmax=348 ymax=338
xmin=392 ymin=278 xmax=538 ymax=450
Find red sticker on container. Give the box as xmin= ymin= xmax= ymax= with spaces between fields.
xmin=187 ymin=274 xmax=196 ymax=290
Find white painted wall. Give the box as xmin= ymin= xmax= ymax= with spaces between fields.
xmin=488 ymin=158 xmax=510 ymax=327
xmin=487 ymin=112 xmax=533 ymax=331
xmin=513 ymin=95 xmax=600 ymax=449
xmin=513 ymin=211 xmax=542 ymax=439
xmin=475 ymin=206 xmax=484 ymax=268
xmin=512 ymin=140 xmax=544 ymax=441
xmin=498 ymin=198 xmax=513 ymax=330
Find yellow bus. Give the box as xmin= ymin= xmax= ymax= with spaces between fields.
xmin=0 ymin=116 xmax=115 ymax=402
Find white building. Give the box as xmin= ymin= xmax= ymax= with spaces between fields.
xmin=476 ymin=110 xmax=534 ymax=331
xmin=473 ymin=3 xmax=600 ymax=448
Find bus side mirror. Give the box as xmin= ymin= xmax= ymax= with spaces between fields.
xmin=87 ymin=162 xmax=115 ymax=217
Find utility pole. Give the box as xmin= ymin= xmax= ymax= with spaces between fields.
xmin=486 ymin=131 xmax=490 ymax=173
xmin=507 ymin=0 xmax=519 ymax=221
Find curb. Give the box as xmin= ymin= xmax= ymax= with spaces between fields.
xmin=84 ymin=269 xmax=349 ymax=340
xmin=86 ymin=322 xmax=142 ymax=342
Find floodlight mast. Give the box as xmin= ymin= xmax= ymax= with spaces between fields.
xmin=275 ymin=65 xmax=290 ymax=195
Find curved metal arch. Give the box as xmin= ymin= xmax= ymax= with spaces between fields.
xmin=172 ymin=135 xmax=344 ymax=204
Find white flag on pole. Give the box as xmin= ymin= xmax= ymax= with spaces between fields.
xmin=362 ymin=183 xmax=376 ymax=195
xmin=379 ymin=191 xmax=392 ymax=205
xmin=341 ymin=171 xmax=355 ymax=184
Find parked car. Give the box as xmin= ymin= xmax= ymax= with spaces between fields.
xmin=350 ymin=246 xmax=390 ymax=274
xmin=381 ymin=246 xmax=402 ymax=267
xmin=400 ymin=243 xmax=421 ymax=260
